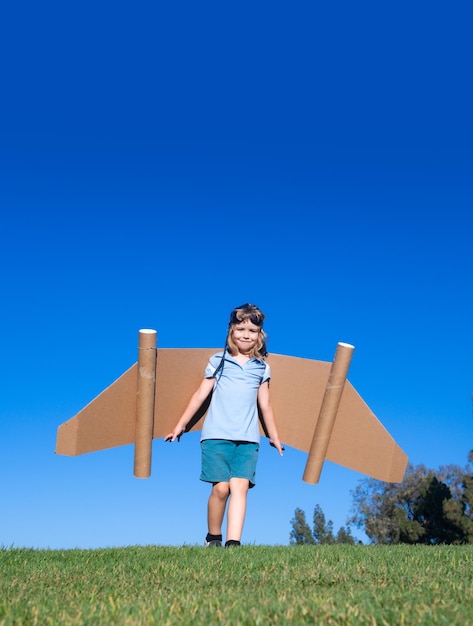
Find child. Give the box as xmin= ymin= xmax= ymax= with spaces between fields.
xmin=165 ymin=303 xmax=283 ymax=547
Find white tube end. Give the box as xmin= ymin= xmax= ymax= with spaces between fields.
xmin=338 ymin=342 xmax=354 ymax=349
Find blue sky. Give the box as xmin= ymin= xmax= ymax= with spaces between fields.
xmin=1 ymin=1 xmax=472 ymax=548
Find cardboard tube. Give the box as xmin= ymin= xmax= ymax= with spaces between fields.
xmin=303 ymin=342 xmax=354 ymax=484
xmin=134 ymin=329 xmax=157 ymax=478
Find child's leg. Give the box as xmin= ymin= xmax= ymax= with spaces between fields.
xmin=207 ymin=481 xmax=230 ymax=535
xmin=226 ymin=477 xmax=250 ymax=541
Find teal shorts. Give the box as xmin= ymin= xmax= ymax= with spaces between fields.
xmin=200 ymin=439 xmax=259 ymax=488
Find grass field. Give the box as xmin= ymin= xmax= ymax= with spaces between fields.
xmin=2 ymin=544 xmax=472 ymax=625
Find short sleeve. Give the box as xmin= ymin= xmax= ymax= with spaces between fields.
xmin=262 ymin=362 xmax=271 ymax=384
xmin=204 ymin=352 xmax=224 ymax=378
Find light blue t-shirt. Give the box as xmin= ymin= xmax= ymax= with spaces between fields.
xmin=200 ymin=351 xmax=271 ymax=443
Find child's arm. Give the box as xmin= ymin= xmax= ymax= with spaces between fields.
xmin=164 ymin=377 xmax=215 ymax=442
xmin=258 ymin=381 xmax=284 ymax=456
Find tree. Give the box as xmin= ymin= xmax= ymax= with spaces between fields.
xmin=350 ymin=451 xmax=473 ymax=544
xmin=336 ymin=526 xmax=355 ymax=544
xmin=289 ymin=505 xmax=355 ymax=545
xmin=289 ymin=508 xmax=315 ymax=545
xmin=313 ymin=504 xmax=334 ymax=544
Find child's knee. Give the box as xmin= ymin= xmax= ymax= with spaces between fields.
xmin=212 ymin=481 xmax=230 ymax=499
xmin=229 ymin=477 xmax=250 ymax=495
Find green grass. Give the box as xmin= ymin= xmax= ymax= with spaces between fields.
xmin=1 ymin=544 xmax=473 ymax=625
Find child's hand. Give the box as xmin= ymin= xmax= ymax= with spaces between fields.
xmin=270 ymin=440 xmax=285 ymax=456
xmin=164 ymin=428 xmax=184 ymax=443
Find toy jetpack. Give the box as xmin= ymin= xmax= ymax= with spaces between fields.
xmin=56 ymin=330 xmax=408 ymax=483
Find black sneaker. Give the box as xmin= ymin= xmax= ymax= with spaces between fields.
xmin=204 ymin=539 xmax=222 ymax=547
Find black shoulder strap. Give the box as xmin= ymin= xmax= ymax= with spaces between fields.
xmin=213 ymin=346 xmax=227 ymax=380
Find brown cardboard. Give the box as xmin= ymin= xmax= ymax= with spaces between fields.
xmin=134 ymin=330 xmax=157 ymax=478
xmin=56 ymin=334 xmax=408 ymax=483
xmin=303 ymin=342 xmax=354 ymax=484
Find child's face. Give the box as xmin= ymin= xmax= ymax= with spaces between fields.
xmin=231 ymin=319 xmax=261 ymax=355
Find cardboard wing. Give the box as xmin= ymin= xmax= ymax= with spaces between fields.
xmin=56 ymin=333 xmax=408 ymax=484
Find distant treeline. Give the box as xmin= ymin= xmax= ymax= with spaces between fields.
xmin=291 ymin=450 xmax=473 ymax=545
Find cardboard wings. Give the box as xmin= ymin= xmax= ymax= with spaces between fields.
xmin=56 ymin=330 xmax=408 ymax=484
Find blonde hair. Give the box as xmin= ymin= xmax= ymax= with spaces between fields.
xmin=226 ymin=303 xmax=267 ymax=359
